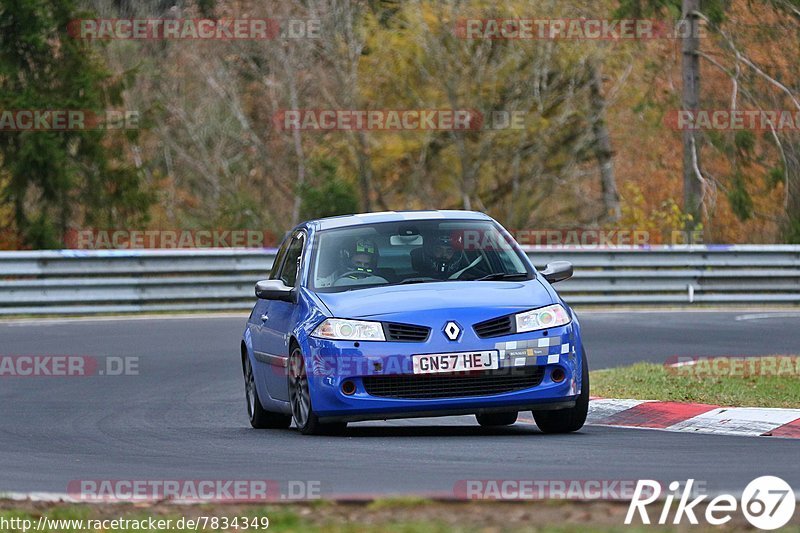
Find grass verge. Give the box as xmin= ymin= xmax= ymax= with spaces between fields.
xmin=590 ymin=356 xmax=800 ymax=408
xmin=2 ymin=500 xmax=798 ymax=532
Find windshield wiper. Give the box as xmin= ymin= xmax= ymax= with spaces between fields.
xmin=474 ymin=272 xmax=530 ymax=281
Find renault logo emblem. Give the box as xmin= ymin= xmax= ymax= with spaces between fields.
xmin=443 ymin=321 xmax=461 ymax=341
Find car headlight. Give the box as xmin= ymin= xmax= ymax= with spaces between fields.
xmin=311 ymin=318 xmax=386 ymax=341
xmin=515 ymin=304 xmax=571 ymax=332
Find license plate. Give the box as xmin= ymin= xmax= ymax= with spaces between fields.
xmin=412 ymin=350 xmax=499 ymax=375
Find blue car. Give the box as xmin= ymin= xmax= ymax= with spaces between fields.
xmin=240 ymin=210 xmax=588 ymax=435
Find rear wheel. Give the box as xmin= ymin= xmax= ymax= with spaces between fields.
xmin=244 ymin=355 xmax=291 ymax=429
xmin=476 ymin=411 xmax=518 ymax=426
xmin=532 ymin=350 xmax=589 ymax=434
xmin=288 ymin=348 xmax=347 ymax=435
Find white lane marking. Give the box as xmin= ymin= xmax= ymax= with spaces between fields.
xmin=735 ymin=313 xmax=800 ymax=321
xmin=1 ymin=491 xmax=454 ymax=504
xmin=0 ymin=492 xmax=268 ymax=505
xmin=0 ymin=492 xmax=80 ymax=502
xmin=667 ymin=407 xmax=800 ymax=437
xmin=667 ymin=359 xmax=698 ymax=368
xmin=0 ymin=313 xmax=248 ymax=326
xmin=577 ymin=309 xmax=799 ymax=315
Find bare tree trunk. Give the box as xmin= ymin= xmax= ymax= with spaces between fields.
xmin=587 ymin=60 xmax=620 ymax=222
xmin=455 ymin=133 xmax=474 ymax=210
xmin=289 ymin=124 xmax=306 ymax=225
xmin=280 ymin=48 xmax=307 ymax=226
xmin=356 ymin=131 xmax=373 ymax=212
xmin=311 ymin=0 xmax=372 ymax=212
xmin=682 ymin=0 xmax=703 ymax=231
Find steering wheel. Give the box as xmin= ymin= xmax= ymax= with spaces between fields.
xmin=448 ymin=270 xmax=467 ymax=281
xmin=336 ymin=270 xmax=374 ymax=281
xmin=447 ymin=255 xmax=485 ymax=280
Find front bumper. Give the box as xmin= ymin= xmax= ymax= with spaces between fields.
xmin=303 ymin=323 xmax=584 ymax=421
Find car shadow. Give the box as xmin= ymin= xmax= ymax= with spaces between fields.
xmin=340 ymin=424 xmax=539 ymax=437
xmin=236 ymin=423 xmax=593 ymax=438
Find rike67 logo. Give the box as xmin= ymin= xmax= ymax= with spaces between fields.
xmin=626 ymin=477 xmax=796 ymax=530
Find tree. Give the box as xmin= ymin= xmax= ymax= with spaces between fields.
xmin=681 ymin=0 xmax=703 ymax=232
xmin=299 ymin=158 xmax=359 ymax=220
xmin=617 ymin=0 xmax=800 ymax=240
xmin=358 ymin=0 xmax=625 ymax=228
xmin=587 ymin=58 xmax=621 ymax=222
xmin=311 ymin=0 xmax=376 ymax=212
xmin=0 ymin=0 xmax=152 ymax=248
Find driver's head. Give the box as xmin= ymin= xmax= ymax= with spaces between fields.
xmin=346 ymin=238 xmax=377 ymax=272
xmin=431 ymin=238 xmax=455 ymax=261
xmin=424 ymin=231 xmax=463 ymax=274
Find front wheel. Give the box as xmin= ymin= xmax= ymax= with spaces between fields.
xmin=532 ymin=349 xmax=589 ymax=434
xmin=288 ymin=348 xmax=347 ymax=435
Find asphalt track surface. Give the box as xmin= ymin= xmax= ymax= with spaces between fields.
xmin=0 ymin=311 xmax=798 ymax=498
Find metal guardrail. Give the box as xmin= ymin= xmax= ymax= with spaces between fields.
xmin=0 ymin=246 xmax=799 ymax=315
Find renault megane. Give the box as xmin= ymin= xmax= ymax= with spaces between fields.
xmin=240 ymin=210 xmax=588 ymax=435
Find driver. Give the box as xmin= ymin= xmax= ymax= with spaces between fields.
xmin=344 ymin=238 xmax=378 ymax=275
xmin=418 ymin=231 xmax=471 ymax=279
xmin=316 ymin=238 xmax=388 ymax=288
xmin=329 ymin=237 xmax=388 ymax=286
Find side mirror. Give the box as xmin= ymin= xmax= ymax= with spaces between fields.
xmin=540 ymin=261 xmax=573 ymax=283
xmin=255 ymin=280 xmax=296 ymax=303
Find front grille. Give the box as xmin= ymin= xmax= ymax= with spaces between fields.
xmin=362 ymin=366 xmax=544 ymax=399
xmin=473 ymin=315 xmax=514 ymax=338
xmin=384 ymin=322 xmax=430 ymax=342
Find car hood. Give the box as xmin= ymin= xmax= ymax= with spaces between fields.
xmin=315 ymin=280 xmax=554 ymax=321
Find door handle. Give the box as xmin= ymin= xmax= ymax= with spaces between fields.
xmin=260 ymin=314 xmax=269 ymax=321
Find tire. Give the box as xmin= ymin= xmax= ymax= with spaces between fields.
xmin=532 ymin=349 xmax=589 ymax=434
xmin=244 ymin=354 xmax=291 ymax=429
xmin=288 ymin=348 xmax=347 ymax=435
xmin=476 ymin=411 xmax=518 ymax=426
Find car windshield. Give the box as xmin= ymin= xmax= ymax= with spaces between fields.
xmin=310 ymin=219 xmax=532 ymax=293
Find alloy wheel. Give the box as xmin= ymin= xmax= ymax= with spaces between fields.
xmin=288 ymin=349 xmax=311 ymax=428
xmin=244 ymin=357 xmax=256 ymax=419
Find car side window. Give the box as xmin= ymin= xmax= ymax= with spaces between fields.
xmin=280 ymin=234 xmax=305 ymax=287
xmin=269 ymin=237 xmax=292 ymax=280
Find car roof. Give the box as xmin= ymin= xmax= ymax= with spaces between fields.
xmin=306 ymin=210 xmax=493 ymax=231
